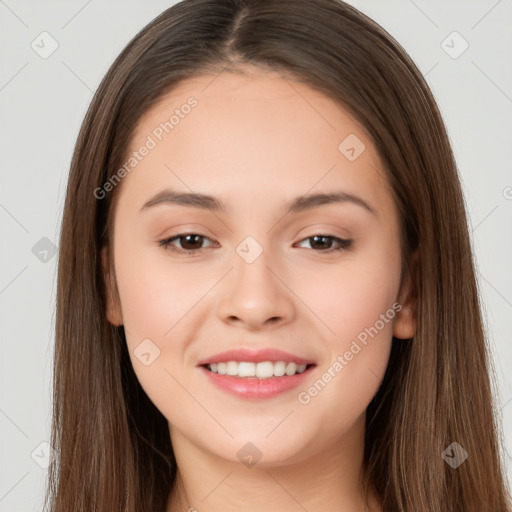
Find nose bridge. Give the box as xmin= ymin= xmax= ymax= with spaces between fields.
xmin=234 ymin=236 xmax=276 ymax=296
xmin=217 ymin=234 xmax=295 ymax=328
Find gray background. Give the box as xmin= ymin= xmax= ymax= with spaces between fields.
xmin=0 ymin=1 xmax=511 ymax=510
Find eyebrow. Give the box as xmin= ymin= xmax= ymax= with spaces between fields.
xmin=140 ymin=188 xmax=376 ymax=216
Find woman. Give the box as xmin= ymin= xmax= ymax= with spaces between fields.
xmin=45 ymin=0 xmax=512 ymax=511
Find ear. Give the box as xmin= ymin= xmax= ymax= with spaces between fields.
xmin=393 ymin=250 xmax=418 ymax=340
xmin=101 ymin=246 xmax=123 ymax=326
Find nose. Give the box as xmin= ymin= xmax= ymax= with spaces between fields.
xmin=217 ymin=245 xmax=296 ymax=331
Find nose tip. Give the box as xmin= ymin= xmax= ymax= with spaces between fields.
xmin=225 ymin=313 xmax=283 ymax=330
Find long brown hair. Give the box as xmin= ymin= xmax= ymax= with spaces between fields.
xmin=45 ymin=1 xmax=512 ymax=510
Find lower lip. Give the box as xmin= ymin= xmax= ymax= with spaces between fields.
xmin=199 ymin=365 xmax=315 ymax=399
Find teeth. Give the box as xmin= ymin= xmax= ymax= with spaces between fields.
xmin=296 ymin=364 xmax=307 ymax=373
xmin=273 ymin=361 xmax=286 ymax=376
xmin=207 ymin=360 xmax=309 ymax=378
xmin=256 ymin=361 xmax=274 ymax=378
xmin=285 ymin=362 xmax=297 ymax=375
xmin=238 ymin=362 xmax=256 ymax=377
xmin=226 ymin=361 xmax=238 ymax=376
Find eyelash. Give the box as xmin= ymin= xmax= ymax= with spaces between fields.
xmin=158 ymin=233 xmax=353 ymax=255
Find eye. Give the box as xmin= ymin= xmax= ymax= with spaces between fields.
xmin=295 ymin=234 xmax=353 ymax=252
xmin=158 ymin=233 xmax=217 ymax=254
xmin=158 ymin=233 xmax=353 ymax=255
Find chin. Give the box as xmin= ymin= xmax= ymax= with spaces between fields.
xmin=212 ymin=427 xmax=318 ymax=468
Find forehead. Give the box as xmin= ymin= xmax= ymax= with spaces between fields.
xmin=135 ymin=67 xmax=372 ymax=142
xmin=119 ymin=66 xmax=391 ymax=216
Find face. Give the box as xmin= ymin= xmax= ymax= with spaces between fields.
xmin=103 ymin=65 xmax=415 ymax=467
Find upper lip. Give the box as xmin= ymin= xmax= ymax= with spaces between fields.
xmin=196 ymin=348 xmax=315 ymax=366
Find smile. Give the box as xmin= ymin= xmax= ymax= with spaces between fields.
xmin=206 ymin=361 xmax=309 ymax=378
xmin=197 ymin=347 xmax=316 ymax=399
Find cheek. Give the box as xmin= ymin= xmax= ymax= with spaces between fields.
xmin=291 ymin=241 xmax=400 ymax=414
xmin=296 ymin=243 xmax=401 ymax=347
xmin=113 ymin=246 xmax=203 ymax=419
xmin=114 ymin=240 xmax=201 ymax=342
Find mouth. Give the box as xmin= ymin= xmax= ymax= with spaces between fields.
xmin=203 ymin=361 xmax=314 ymax=378
xmin=197 ymin=348 xmax=317 ymax=399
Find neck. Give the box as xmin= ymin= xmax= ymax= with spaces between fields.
xmin=166 ymin=413 xmax=381 ymax=512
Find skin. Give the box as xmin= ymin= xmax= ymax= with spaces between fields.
xmin=103 ymin=64 xmax=416 ymax=512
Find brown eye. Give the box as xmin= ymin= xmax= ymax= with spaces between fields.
xmin=176 ymin=234 xmax=206 ymax=251
xmin=159 ymin=233 xmax=216 ymax=254
xmin=295 ymin=235 xmax=353 ymax=252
